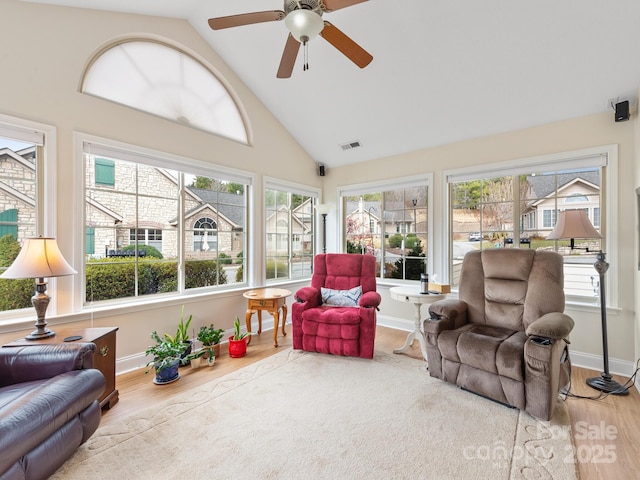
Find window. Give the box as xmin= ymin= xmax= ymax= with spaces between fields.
xmin=84 ymin=139 xmax=250 ymax=304
xmin=339 ymin=175 xmax=431 ymax=281
xmin=447 ymin=148 xmax=612 ymax=300
xmin=193 ymin=218 xmax=217 ymax=252
xmin=264 ymin=179 xmax=318 ymax=281
xmin=0 ymin=118 xmax=48 ymax=315
xmin=130 ymin=228 xmax=163 ymax=252
xmin=81 ymin=40 xmax=248 ymax=144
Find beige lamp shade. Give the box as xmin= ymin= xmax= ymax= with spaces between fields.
xmin=0 ymin=237 xmax=76 ymax=279
xmin=315 ymin=203 xmax=332 ymax=215
xmin=546 ymin=209 xmax=602 ymax=240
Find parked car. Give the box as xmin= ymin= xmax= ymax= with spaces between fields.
xmin=468 ymin=232 xmax=482 ymax=241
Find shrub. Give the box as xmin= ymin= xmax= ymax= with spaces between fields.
xmin=121 ymin=244 xmax=163 ymax=259
xmin=185 ymin=260 xmax=228 ymax=288
xmin=388 ymin=234 xmax=403 ymax=248
xmin=85 ymin=258 xmax=225 ymax=301
xmin=235 ymin=265 xmax=244 ymax=283
xmin=388 ymin=234 xmax=419 ymax=249
xmin=218 ymin=253 xmax=232 ymax=265
xmin=0 ymin=278 xmax=33 ymax=310
xmin=0 ymin=234 xmax=21 ymax=267
xmin=266 ymin=259 xmax=288 ymax=279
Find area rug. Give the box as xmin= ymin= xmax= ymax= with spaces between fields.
xmin=52 ymin=349 xmax=577 ymax=479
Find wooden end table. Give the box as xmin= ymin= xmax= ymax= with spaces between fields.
xmin=243 ymin=288 xmax=292 ymax=347
xmin=389 ymin=286 xmax=445 ymax=361
xmin=4 ymin=326 xmax=119 ymax=410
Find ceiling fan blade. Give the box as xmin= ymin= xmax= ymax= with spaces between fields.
xmin=208 ymin=11 xmax=285 ymax=30
xmin=322 ymin=0 xmax=368 ymax=12
xmin=277 ymin=34 xmax=301 ymax=79
xmin=320 ymin=22 xmax=373 ymax=68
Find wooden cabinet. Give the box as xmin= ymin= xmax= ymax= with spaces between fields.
xmin=5 ymin=326 xmax=119 ymax=410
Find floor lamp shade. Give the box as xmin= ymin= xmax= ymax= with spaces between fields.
xmin=546 ymin=209 xmax=601 ymax=246
xmin=1 ymin=237 xmax=76 ymax=340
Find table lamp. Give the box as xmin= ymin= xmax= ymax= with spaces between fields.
xmin=546 ymin=209 xmax=628 ymax=395
xmin=0 ymin=236 xmax=77 ymax=340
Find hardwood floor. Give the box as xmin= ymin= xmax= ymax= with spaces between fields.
xmin=103 ymin=326 xmax=640 ymax=480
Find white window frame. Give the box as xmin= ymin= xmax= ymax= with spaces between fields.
xmin=442 ymin=145 xmax=618 ymax=306
xmin=263 ymin=177 xmax=320 ymax=284
xmin=0 ymin=113 xmax=58 ymax=324
xmin=337 ymin=173 xmax=434 ymax=284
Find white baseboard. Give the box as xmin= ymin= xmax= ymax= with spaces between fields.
xmin=377 ymin=314 xmax=414 ymax=332
xmin=568 ymin=350 xmax=636 ymax=377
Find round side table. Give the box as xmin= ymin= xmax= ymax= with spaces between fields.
xmin=389 ymin=286 xmax=445 ymax=361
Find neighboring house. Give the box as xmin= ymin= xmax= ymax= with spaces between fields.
xmin=522 ymin=171 xmax=600 ymax=235
xmin=345 ymin=199 xmax=417 ymax=236
xmin=84 ymin=157 xmax=245 ymax=259
xmin=0 ymin=147 xmax=37 ymax=241
xmin=264 ymin=197 xmax=313 ymax=255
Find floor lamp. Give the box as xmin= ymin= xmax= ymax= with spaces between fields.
xmin=0 ymin=237 xmax=77 ymax=340
xmin=315 ymin=203 xmax=332 ymax=253
xmin=547 ymin=210 xmax=628 ymax=395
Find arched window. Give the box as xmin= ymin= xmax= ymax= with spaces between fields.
xmin=565 ymin=193 xmax=589 ymax=203
xmin=194 ymin=217 xmax=217 ymax=252
xmin=81 ymin=40 xmax=248 ymax=144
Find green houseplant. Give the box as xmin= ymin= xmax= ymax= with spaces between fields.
xmin=197 ymin=324 xmax=225 ymax=361
xmin=175 ymin=305 xmax=194 ymax=363
xmin=228 ymin=316 xmax=250 ymax=358
xmin=145 ymin=331 xmax=187 ymax=384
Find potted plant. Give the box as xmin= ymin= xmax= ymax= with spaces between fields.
xmin=145 ymin=331 xmax=187 ymax=384
xmin=228 ymin=316 xmax=250 ymax=358
xmin=185 ymin=348 xmax=206 ymax=369
xmin=197 ymin=324 xmax=225 ymax=359
xmin=175 ymin=305 xmax=193 ymax=363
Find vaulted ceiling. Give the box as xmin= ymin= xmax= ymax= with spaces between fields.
xmin=22 ymin=0 xmax=640 ymax=168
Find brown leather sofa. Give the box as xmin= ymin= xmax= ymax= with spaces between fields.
xmin=424 ymin=249 xmax=574 ymax=420
xmin=0 ymin=342 xmax=105 ymax=480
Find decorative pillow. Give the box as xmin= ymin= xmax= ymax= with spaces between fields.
xmin=321 ymin=286 xmax=362 ymax=307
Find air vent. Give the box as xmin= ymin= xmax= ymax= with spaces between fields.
xmin=340 ymin=140 xmax=361 ymax=151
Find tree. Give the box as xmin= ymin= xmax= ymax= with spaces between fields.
xmin=191 ymin=176 xmax=213 ymax=189
xmin=391 ymin=239 xmax=426 ymax=280
xmin=226 ymin=183 xmax=244 ymax=194
xmin=452 ymin=180 xmax=483 ymax=209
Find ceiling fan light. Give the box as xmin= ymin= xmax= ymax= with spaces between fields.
xmin=284 ymin=10 xmax=324 ymax=43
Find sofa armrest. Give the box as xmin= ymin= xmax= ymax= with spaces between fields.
xmin=526 ymin=312 xmax=574 ymax=340
xmin=359 ymin=291 xmax=381 ymax=309
xmin=424 ymin=299 xmax=469 ymax=334
xmin=294 ymin=286 xmax=321 ymax=308
xmin=0 ymin=343 xmax=96 ymax=387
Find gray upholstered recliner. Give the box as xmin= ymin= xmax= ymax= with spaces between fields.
xmin=423 ymin=249 xmax=573 ymax=420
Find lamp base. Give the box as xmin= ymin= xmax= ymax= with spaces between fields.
xmin=586 ymin=373 xmax=629 ymax=395
xmin=25 ymin=327 xmax=55 ymax=340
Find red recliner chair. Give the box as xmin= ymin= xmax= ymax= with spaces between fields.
xmin=292 ymin=253 xmax=381 ymax=359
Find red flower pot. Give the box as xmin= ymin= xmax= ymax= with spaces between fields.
xmin=228 ymin=336 xmax=247 ymax=358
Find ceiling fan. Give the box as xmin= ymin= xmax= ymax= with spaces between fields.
xmin=208 ymin=0 xmax=373 ymax=78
